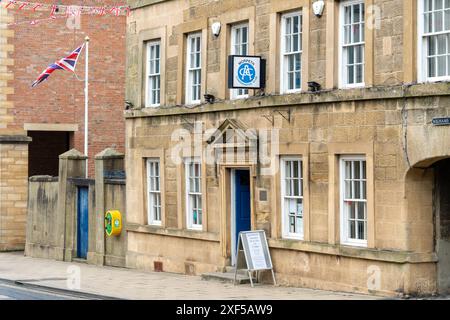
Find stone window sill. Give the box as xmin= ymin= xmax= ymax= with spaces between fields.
xmin=126 ymin=223 xmax=220 ymax=242
xmin=268 ymin=238 xmax=438 ymax=264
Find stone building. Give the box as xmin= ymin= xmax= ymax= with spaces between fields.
xmin=125 ymin=0 xmax=450 ymax=296
xmin=0 ymin=1 xmax=126 ymax=251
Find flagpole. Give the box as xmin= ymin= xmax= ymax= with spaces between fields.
xmin=84 ymin=36 xmax=90 ymax=178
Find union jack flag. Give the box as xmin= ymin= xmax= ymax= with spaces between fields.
xmin=31 ymin=44 xmax=85 ymax=88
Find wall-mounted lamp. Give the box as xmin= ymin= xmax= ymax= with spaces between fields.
xmin=204 ymin=94 xmax=215 ymax=104
xmin=312 ymin=0 xmax=325 ymax=18
xmin=308 ymin=81 xmax=321 ymax=92
xmin=211 ymin=22 xmax=221 ymax=37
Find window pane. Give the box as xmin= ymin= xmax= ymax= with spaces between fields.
xmin=293 ymin=34 xmax=299 ymax=52
xmin=429 ymin=57 xmax=437 ymax=77
xmin=355 ymin=45 xmax=364 ymax=63
xmin=354 ymin=4 xmax=360 ymax=23
xmin=293 ymin=161 xmax=299 ymax=178
xmin=357 ymin=221 xmax=365 ymax=240
xmin=438 ymin=34 xmax=447 ymax=54
xmin=356 ymin=65 xmax=364 ymax=83
xmin=348 ymin=65 xmax=355 ymax=84
xmin=344 ymin=161 xmax=351 ymax=179
xmin=425 ymin=12 xmax=432 ymax=33
xmin=350 ymin=202 xmax=356 ymax=219
xmin=435 ymin=10 xmax=444 ymax=32
xmin=429 ymin=35 xmax=436 ymax=56
xmin=348 ymin=46 xmax=355 ymax=64
xmin=445 ymin=9 xmax=450 ymax=30
xmin=345 ymin=180 xmax=352 ymax=199
xmin=242 ymin=27 xmax=248 ymax=44
xmin=358 ymin=202 xmax=366 ymax=220
xmin=438 ymin=55 xmax=447 ymax=76
xmin=198 ymin=209 xmax=203 ymax=225
xmin=448 ymin=55 xmax=450 ymax=75
xmin=345 ymin=5 xmax=351 ymax=24
xmin=155 ymin=45 xmax=160 ymax=58
xmin=344 ymin=25 xmax=351 ymax=44
xmin=293 ymin=16 xmax=299 ymax=33
xmin=349 ymin=220 xmax=356 ymax=239
xmin=288 ymin=54 xmax=295 ymax=72
xmin=362 ymin=161 xmax=367 ymax=179
xmin=354 ymin=161 xmax=361 ymax=179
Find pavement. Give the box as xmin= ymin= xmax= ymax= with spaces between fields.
xmin=0 ymin=251 xmax=380 ymax=300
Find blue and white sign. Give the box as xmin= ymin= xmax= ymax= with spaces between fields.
xmin=432 ymin=117 xmax=450 ymax=126
xmin=228 ymin=55 xmax=266 ymax=89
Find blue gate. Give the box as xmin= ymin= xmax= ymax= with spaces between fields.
xmin=234 ymin=170 xmax=251 ymax=253
xmin=77 ymin=187 xmax=89 ymax=259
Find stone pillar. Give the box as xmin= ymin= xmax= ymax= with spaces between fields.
xmin=91 ymin=148 xmax=125 ymax=266
xmin=55 ymin=149 xmax=87 ymax=261
xmin=0 ymin=135 xmax=32 ymax=251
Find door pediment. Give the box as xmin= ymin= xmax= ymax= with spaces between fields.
xmin=207 ymin=119 xmax=257 ymax=149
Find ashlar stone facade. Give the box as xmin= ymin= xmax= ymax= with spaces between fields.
xmin=125 ymin=0 xmax=450 ymax=296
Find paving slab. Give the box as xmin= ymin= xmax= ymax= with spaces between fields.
xmin=0 ymin=252 xmax=380 ymax=300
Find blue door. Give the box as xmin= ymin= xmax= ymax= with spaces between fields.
xmin=234 ymin=170 xmax=251 ymax=254
xmin=77 ymin=187 xmax=89 ymax=259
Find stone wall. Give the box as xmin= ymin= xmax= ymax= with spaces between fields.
xmin=126 ymin=0 xmax=412 ymax=107
xmin=0 ymin=136 xmax=30 ymax=251
xmin=25 ymin=176 xmax=59 ymax=257
xmin=124 ymin=84 xmax=450 ymax=296
xmin=25 ymin=148 xmax=127 ymax=267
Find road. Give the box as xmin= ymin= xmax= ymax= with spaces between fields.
xmin=0 ymin=281 xmax=90 ymax=300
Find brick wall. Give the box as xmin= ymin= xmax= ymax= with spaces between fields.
xmin=0 ymin=1 xmax=126 ymax=251
xmin=8 ymin=0 xmax=126 ymax=174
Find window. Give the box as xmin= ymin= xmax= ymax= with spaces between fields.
xmin=281 ymin=157 xmax=304 ymax=239
xmin=146 ymin=41 xmax=161 ymax=107
xmin=340 ymin=0 xmax=365 ymax=88
xmin=231 ymin=23 xmax=249 ymax=99
xmin=185 ymin=160 xmax=203 ymax=230
xmin=280 ymin=12 xmax=302 ymax=93
xmin=186 ymin=33 xmax=202 ymax=105
xmin=419 ymin=0 xmax=450 ymax=81
xmin=147 ymin=159 xmax=161 ymax=226
xmin=340 ymin=156 xmax=367 ymax=247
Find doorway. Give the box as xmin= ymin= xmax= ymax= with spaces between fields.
xmin=231 ymin=169 xmax=251 ymax=266
xmin=434 ymin=159 xmax=450 ymax=293
xmin=77 ymin=186 xmax=89 ymax=259
xmin=28 ymin=131 xmax=71 ymax=177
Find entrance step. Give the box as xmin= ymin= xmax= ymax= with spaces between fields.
xmin=225 ymin=266 xmax=250 ymax=276
xmin=201 ymin=271 xmax=251 ymax=284
xmin=72 ymin=258 xmax=88 ymax=264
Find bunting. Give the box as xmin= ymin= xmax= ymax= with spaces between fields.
xmin=2 ymin=0 xmax=130 ymax=17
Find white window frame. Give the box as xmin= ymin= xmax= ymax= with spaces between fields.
xmin=185 ymin=158 xmax=203 ymax=231
xmin=280 ymin=11 xmax=303 ymax=94
xmin=147 ymin=158 xmax=162 ymax=226
xmin=145 ymin=40 xmax=161 ymax=107
xmin=339 ymin=155 xmax=368 ymax=247
xmin=185 ymin=32 xmax=202 ymax=105
xmin=280 ymin=157 xmax=304 ymax=240
xmin=417 ymin=0 xmax=450 ymax=83
xmin=230 ymin=22 xmax=250 ymax=100
xmin=339 ymin=0 xmax=365 ymax=89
